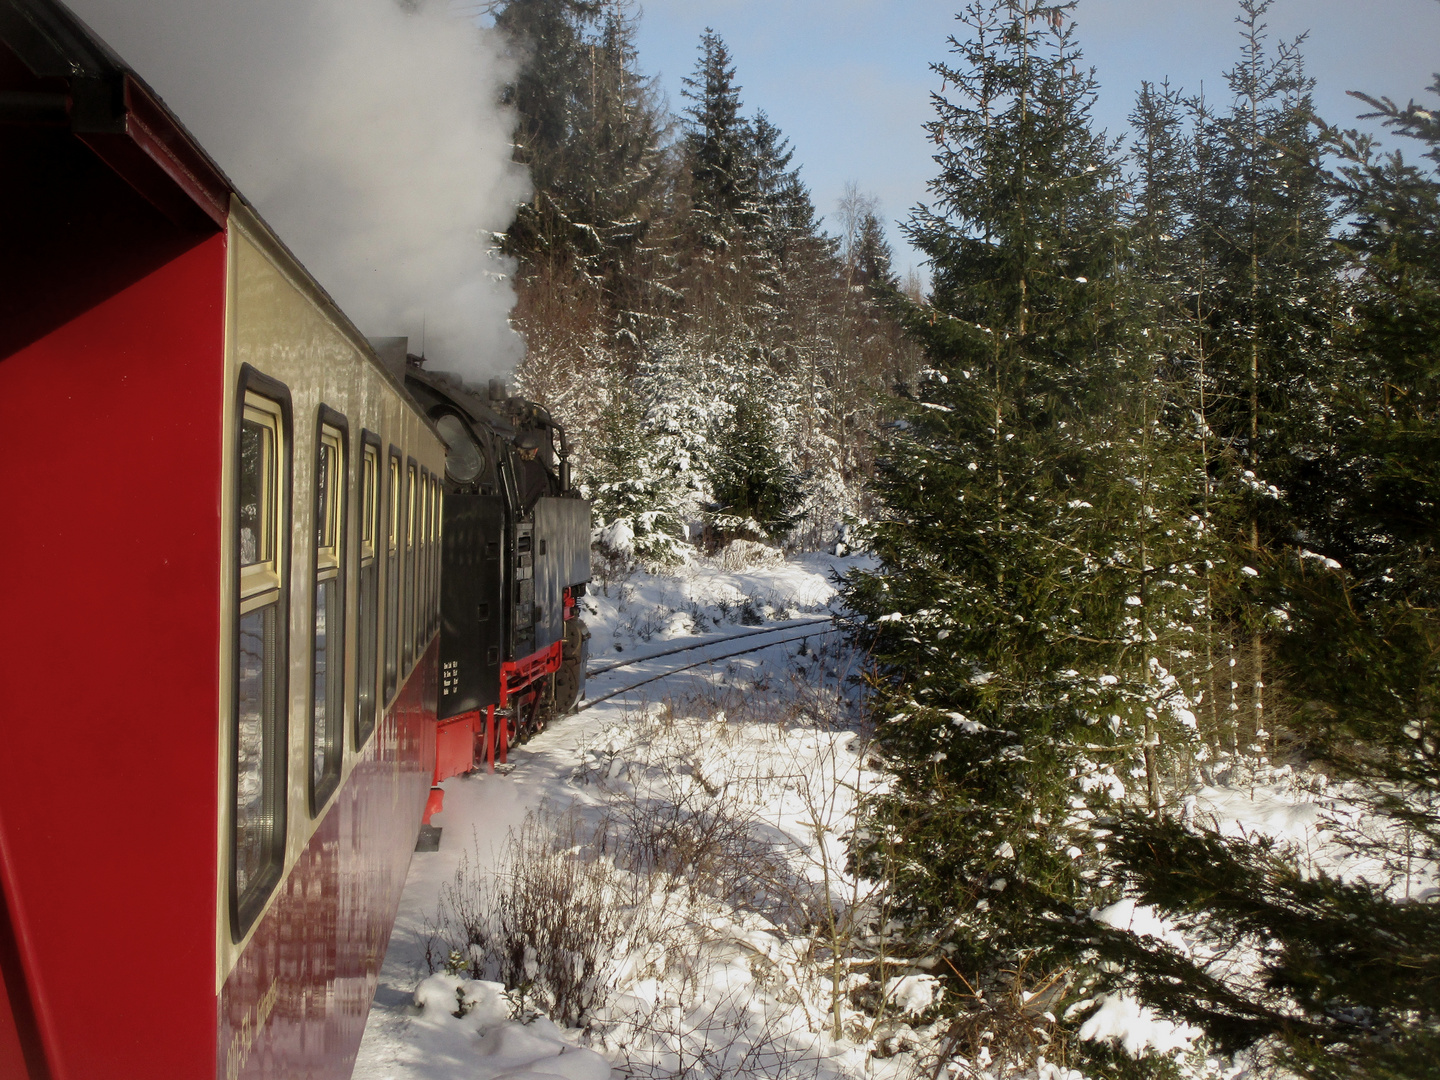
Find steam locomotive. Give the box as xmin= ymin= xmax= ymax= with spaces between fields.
xmin=403 ymin=358 xmax=592 ymax=788
xmin=0 ymin=1 xmax=589 ymax=1077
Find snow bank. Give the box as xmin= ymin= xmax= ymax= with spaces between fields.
xmin=883 ymin=974 xmax=940 ymax=1016
xmin=584 ymin=550 xmax=868 ymax=661
xmin=385 ymin=975 xmax=611 ymax=1080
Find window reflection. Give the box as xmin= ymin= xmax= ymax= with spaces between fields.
xmin=312 ymin=579 xmax=334 ymax=792
xmin=357 ymin=446 xmax=380 ymax=746
xmin=385 ymin=456 xmax=400 ymax=702
xmin=316 ymin=443 xmax=334 ymax=550
xmin=234 ymin=391 xmax=286 ymax=937
xmin=236 ymin=604 xmax=276 ymax=899
xmin=239 ymin=420 xmax=272 ymax=567
xmin=311 ymin=426 xmax=345 ymax=810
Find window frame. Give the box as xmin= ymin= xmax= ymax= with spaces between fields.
xmin=383 ymin=448 xmax=402 ymax=704
xmin=403 ymin=458 xmax=418 ymax=672
xmin=432 ymin=478 xmax=443 ymax=636
xmin=308 ymin=407 xmax=349 ymax=816
xmin=416 ymin=467 xmax=428 ymax=649
xmin=230 ymin=365 xmax=292 ymax=943
xmin=355 ymin=433 xmax=382 ymax=749
xmin=427 ymin=476 xmax=439 ymax=637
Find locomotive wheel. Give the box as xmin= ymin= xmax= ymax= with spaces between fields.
xmin=554 ymin=659 xmax=580 ymax=715
xmin=554 ymin=617 xmax=588 ymax=714
xmin=563 ymin=616 xmax=588 ymax=660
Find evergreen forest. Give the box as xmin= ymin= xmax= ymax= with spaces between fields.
xmin=488 ymin=1 xmax=1439 ymax=1075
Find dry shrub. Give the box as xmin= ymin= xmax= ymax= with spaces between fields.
xmin=714 ymin=539 xmax=786 ymax=573
xmin=592 ymin=719 xmax=801 ymax=925
xmin=603 ymin=980 xmax=827 ymax=1080
xmin=434 ymin=809 xmax=652 ymax=1027
xmin=889 ymin=963 xmax=1076 ymax=1080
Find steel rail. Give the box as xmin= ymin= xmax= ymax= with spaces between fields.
xmin=577 ymin=628 xmax=841 ymax=712
xmin=585 ymin=616 xmax=834 ymax=678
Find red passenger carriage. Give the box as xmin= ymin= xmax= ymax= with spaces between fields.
xmin=0 ymin=1 xmax=588 ymax=1077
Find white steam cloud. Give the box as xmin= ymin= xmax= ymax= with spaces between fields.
xmin=66 ymin=0 xmax=530 ymax=380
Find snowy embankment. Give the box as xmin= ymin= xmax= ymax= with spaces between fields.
xmin=355 ymin=550 xmax=895 ymax=1080
xmin=353 ymin=550 xmax=1430 ymax=1080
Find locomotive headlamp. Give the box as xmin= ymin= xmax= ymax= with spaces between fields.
xmin=436 ymin=413 xmax=483 ymax=483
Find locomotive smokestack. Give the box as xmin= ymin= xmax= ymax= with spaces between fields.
xmin=368 ymin=337 xmax=409 ymax=383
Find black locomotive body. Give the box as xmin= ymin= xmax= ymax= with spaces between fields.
xmin=393 ymin=352 xmax=592 ymax=778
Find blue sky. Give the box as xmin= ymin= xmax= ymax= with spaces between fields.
xmin=632 ymin=0 xmax=1440 ymax=281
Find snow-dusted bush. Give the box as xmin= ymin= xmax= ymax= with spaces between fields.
xmin=714 ymin=538 xmax=786 ymax=573
xmin=434 ymin=809 xmax=654 ymax=1028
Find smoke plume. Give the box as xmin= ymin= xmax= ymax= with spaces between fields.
xmin=66 ymin=0 xmax=530 ymax=381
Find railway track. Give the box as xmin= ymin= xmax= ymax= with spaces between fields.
xmin=584 ymin=616 xmax=834 ymax=678
xmin=578 ymin=622 xmax=841 ymax=712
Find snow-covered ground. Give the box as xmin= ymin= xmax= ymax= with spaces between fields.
xmin=353 ymin=549 xmax=1433 ymax=1080
xmin=355 ymin=550 xmax=893 ymax=1080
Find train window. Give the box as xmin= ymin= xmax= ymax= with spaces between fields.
xmin=384 ymin=451 xmax=401 ymax=704
xmin=432 ymin=480 xmax=443 ymax=633
xmin=427 ymin=476 xmax=436 ymax=635
xmin=428 ymin=478 xmax=439 ymax=635
xmin=403 ymin=462 xmax=417 ymax=671
xmin=419 ymin=469 xmax=431 ymax=646
xmin=433 ymin=480 xmax=443 ymax=633
xmin=233 ymin=380 xmax=290 ymax=940
xmin=356 ymin=438 xmax=380 ymax=747
xmin=310 ymin=417 xmax=347 ymax=813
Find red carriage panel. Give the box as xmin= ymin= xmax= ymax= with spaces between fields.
xmin=0 ymin=234 xmax=230 ymax=1078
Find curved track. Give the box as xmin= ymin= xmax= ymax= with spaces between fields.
xmin=585 ymin=617 xmax=833 ymax=678
xmin=578 ymin=624 xmax=841 ymax=712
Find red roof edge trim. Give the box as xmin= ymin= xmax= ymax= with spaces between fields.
xmin=75 ymin=74 xmax=229 ymax=232
xmin=121 ymin=75 xmax=228 ymax=227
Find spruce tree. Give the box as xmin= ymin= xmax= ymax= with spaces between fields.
xmin=584 ymin=391 xmax=691 ymax=564
xmin=853 ymin=211 xmax=899 ymax=297
xmin=1067 ymin=57 xmax=1440 ymax=1080
xmin=841 ymin=0 xmax=1146 ymax=1009
xmin=1185 ymin=0 xmax=1341 ymax=759
xmin=680 ymin=31 xmax=758 ymax=257
xmin=707 ymin=390 xmax=805 ymax=542
xmin=495 ymin=0 xmax=604 ymax=265
xmin=496 ymin=0 xmax=669 ymax=338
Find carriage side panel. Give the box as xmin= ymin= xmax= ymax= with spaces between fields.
xmin=0 ymin=234 xmax=229 ymax=1080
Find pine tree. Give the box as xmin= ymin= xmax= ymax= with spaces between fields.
xmin=584 ymin=390 xmax=691 ymax=564
xmin=1185 ymin=0 xmax=1341 ymax=759
xmin=495 ymin=0 xmax=604 ymax=265
xmin=706 ymin=389 xmax=805 ymax=542
xmin=841 ymin=0 xmax=1146 ymax=1007
xmin=852 ymin=211 xmax=899 ymax=297
xmin=496 ymin=0 xmax=670 ymax=339
xmin=680 ymin=31 xmax=757 ymax=257
xmin=566 ymin=3 xmax=672 ymax=339
xmin=1065 ymin=52 xmax=1440 ymax=1080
